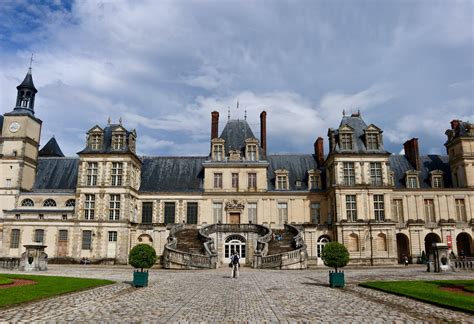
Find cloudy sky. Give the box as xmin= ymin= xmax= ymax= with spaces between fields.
xmin=0 ymin=0 xmax=472 ymax=157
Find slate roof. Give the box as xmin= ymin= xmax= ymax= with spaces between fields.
xmin=17 ymin=69 xmax=38 ymax=93
xmin=39 ymin=137 xmax=65 ymax=157
xmin=389 ymin=155 xmax=452 ymax=189
xmin=78 ymin=124 xmax=136 ymax=155
xmin=139 ymin=157 xmax=207 ymax=192
xmin=219 ymin=119 xmax=262 ymax=156
xmin=33 ymin=157 xmax=79 ymax=191
xmin=267 ymin=154 xmax=322 ymax=191
xmin=331 ymin=115 xmax=389 ymax=154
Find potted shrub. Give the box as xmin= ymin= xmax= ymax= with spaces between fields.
xmin=129 ymin=244 xmax=157 ymax=287
xmin=321 ymin=241 xmax=349 ymax=288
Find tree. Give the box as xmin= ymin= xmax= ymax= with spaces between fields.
xmin=321 ymin=241 xmax=349 ymax=272
xmin=129 ymin=244 xmax=157 ymax=272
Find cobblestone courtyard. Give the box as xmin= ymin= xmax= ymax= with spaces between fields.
xmin=0 ymin=265 xmax=473 ymax=322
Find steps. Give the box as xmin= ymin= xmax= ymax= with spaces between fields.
xmin=174 ymin=229 xmax=205 ymax=255
xmin=267 ymin=230 xmax=295 ymax=255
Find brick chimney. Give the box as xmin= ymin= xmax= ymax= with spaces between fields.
xmin=450 ymin=119 xmax=460 ymax=130
xmin=403 ymin=138 xmax=420 ymax=171
xmin=260 ymin=111 xmax=267 ymax=158
xmin=211 ymin=111 xmax=219 ymax=140
xmin=314 ymin=137 xmax=324 ymax=166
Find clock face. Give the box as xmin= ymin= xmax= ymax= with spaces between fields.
xmin=9 ymin=122 xmax=21 ymax=133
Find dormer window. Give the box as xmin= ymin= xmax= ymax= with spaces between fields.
xmin=295 ymin=180 xmax=302 ymax=189
xmin=275 ymin=169 xmax=289 ymax=190
xmin=248 ymin=145 xmax=257 ymax=161
xmin=308 ymin=169 xmax=322 ymax=190
xmin=366 ymin=133 xmax=379 ymax=150
xmin=112 ymin=133 xmax=125 ymax=150
xmin=90 ymin=134 xmax=102 ymax=150
xmin=245 ymin=139 xmax=259 ymax=161
xmin=211 ymin=138 xmax=225 ymax=161
xmin=405 ymin=171 xmax=419 ymax=189
xmin=340 ymin=133 xmax=353 ymax=150
xmin=129 ymin=130 xmax=137 ymax=153
xmin=430 ymin=170 xmax=444 ymax=188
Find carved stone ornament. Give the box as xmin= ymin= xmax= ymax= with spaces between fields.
xmin=225 ymin=199 xmax=245 ymax=211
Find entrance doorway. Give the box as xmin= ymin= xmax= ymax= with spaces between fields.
xmin=316 ymin=236 xmax=330 ymax=265
xmin=224 ymin=234 xmax=246 ymax=263
xmin=107 ymin=231 xmax=117 ymax=258
xmin=229 ymin=212 xmax=240 ymax=224
xmin=456 ymin=233 xmax=472 ymax=257
xmin=424 ymin=233 xmax=441 ymax=257
xmin=396 ymin=233 xmax=410 ymax=263
xmin=57 ymin=230 xmax=68 ymax=257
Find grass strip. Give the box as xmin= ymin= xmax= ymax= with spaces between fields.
xmin=0 ymin=277 xmax=13 ymax=285
xmin=359 ymin=280 xmax=474 ymax=314
xmin=0 ymin=274 xmax=114 ymax=309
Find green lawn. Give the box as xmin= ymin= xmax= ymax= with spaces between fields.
xmin=0 ymin=277 xmax=13 ymax=285
xmin=0 ymin=274 xmax=114 ymax=308
xmin=360 ymin=280 xmax=474 ymax=314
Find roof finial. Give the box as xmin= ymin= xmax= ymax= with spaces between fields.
xmin=119 ymin=117 xmax=122 ymax=124
xmin=244 ymin=109 xmax=247 ymax=120
xmin=228 ymin=106 xmax=230 ymax=121
xmin=343 ymin=109 xmax=346 ymax=116
xmin=107 ymin=117 xmax=111 ymax=125
xmin=29 ymin=53 xmax=34 ymax=73
xmin=236 ymin=99 xmax=239 ymax=110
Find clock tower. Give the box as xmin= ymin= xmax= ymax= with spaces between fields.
xmin=0 ymin=68 xmax=42 ymax=193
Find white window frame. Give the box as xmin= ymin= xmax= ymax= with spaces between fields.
xmin=86 ymin=162 xmax=98 ymax=186
xmin=392 ymin=199 xmax=404 ymax=223
xmin=370 ymin=162 xmax=382 ymax=186
xmin=310 ymin=203 xmax=321 ymax=224
xmin=343 ymin=162 xmax=355 ymax=186
xmin=455 ymin=199 xmax=467 ymax=222
xmin=247 ymin=203 xmax=257 ymax=223
xmin=424 ymin=199 xmax=436 ymax=223
xmin=277 ymin=202 xmax=288 ymax=225
xmin=346 ymin=195 xmax=357 ymax=221
xmin=109 ymin=194 xmax=120 ymax=221
xmin=84 ymin=194 xmax=95 ymax=220
xmin=340 ymin=133 xmax=353 ymax=150
xmin=213 ymin=203 xmax=223 ymax=223
xmin=111 ymin=162 xmax=123 ymax=186
xmin=373 ymin=195 xmax=385 ymax=221
xmin=214 ymin=173 xmax=223 ymax=189
xmin=248 ymin=173 xmax=257 ymax=189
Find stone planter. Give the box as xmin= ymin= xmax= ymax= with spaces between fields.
xmin=133 ymin=270 xmax=149 ymax=287
xmin=329 ymin=271 xmax=345 ymax=288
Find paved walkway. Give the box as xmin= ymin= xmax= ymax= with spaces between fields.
xmin=0 ymin=265 xmax=473 ymax=322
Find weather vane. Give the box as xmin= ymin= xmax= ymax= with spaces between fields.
xmin=29 ymin=53 xmax=34 ymax=70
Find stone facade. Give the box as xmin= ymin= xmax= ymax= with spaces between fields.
xmin=0 ymin=70 xmax=473 ymax=266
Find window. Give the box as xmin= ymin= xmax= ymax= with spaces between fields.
xmin=343 ymin=162 xmax=355 ymax=186
xmin=112 ymin=134 xmax=124 ymax=150
xmin=5 ymin=179 xmax=11 ymax=187
xmin=295 ymin=180 xmax=302 ymax=189
xmin=346 ymin=195 xmax=357 ymax=221
xmin=247 ymin=144 xmax=257 ymax=161
xmin=39 ymin=214 xmax=44 ymax=220
xmin=370 ymin=162 xmax=382 ymax=186
xmin=214 ymin=144 xmax=223 ymax=161
xmin=108 ymin=231 xmax=117 ymax=242
xmin=248 ymin=173 xmax=257 ymax=189
xmin=366 ymin=133 xmax=379 ymax=150
xmin=432 ymin=176 xmax=443 ymax=188
xmin=21 ymin=199 xmax=34 ymax=207
xmin=406 ymin=176 xmax=418 ymax=189
xmin=455 ymin=199 xmax=467 ymax=222
xmin=65 ymin=199 xmax=76 ymax=207
xmin=34 ymin=229 xmax=44 ymax=243
xmin=424 ymin=199 xmax=435 ymax=223
xmin=59 ymin=230 xmax=68 ymax=241
xmin=109 ymin=194 xmax=120 ymax=221
xmin=248 ymin=203 xmax=257 ymax=223
xmin=43 ymin=199 xmax=57 ymax=207
xmin=15 ymin=214 xmax=20 ymax=220
xmin=340 ymin=133 xmax=353 ymax=150
xmin=62 ymin=214 xmax=67 ymax=221
xmin=142 ymin=202 xmax=153 ymax=224
xmin=277 ymin=202 xmax=288 ymax=225
xmin=84 ymin=194 xmax=95 ymax=220
xmin=232 ymin=173 xmax=239 ymax=188
xmin=276 ymin=175 xmax=288 ymax=190
xmin=214 ymin=173 xmax=223 ymax=189
xmin=187 ymin=202 xmax=198 ymax=224
xmin=86 ymin=162 xmax=98 ymax=186
xmin=10 ymin=229 xmax=20 ymax=248
xmin=392 ymin=199 xmax=404 ymax=223
xmin=90 ymin=134 xmax=102 ymax=150
xmin=213 ymin=203 xmax=223 ymax=223
xmin=82 ymin=230 xmax=92 ymax=250
xmin=309 ymin=175 xmax=321 ymax=190
xmin=111 ymin=162 xmax=123 ymax=186
xmin=373 ymin=195 xmax=385 ymax=221
xmin=310 ymin=203 xmax=321 ymax=224
xmin=164 ymin=202 xmax=176 ymax=224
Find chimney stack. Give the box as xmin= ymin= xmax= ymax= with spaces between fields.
xmin=314 ymin=137 xmax=324 ymax=166
xmin=211 ymin=111 xmax=219 ymax=139
xmin=260 ymin=111 xmax=267 ymax=158
xmin=450 ymin=119 xmax=460 ymax=130
xmin=403 ymin=138 xmax=420 ymax=171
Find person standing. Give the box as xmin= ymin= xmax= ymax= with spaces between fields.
xmin=402 ymin=255 xmax=409 ymax=266
xmin=230 ymin=251 xmax=240 ymax=278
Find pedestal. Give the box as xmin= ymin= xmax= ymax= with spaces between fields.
xmin=20 ymin=244 xmax=48 ymax=271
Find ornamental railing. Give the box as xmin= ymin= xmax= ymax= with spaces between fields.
xmin=0 ymin=258 xmax=20 ymax=270
xmin=453 ymin=258 xmax=474 ymax=271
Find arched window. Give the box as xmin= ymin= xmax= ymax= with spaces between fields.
xmin=21 ymin=199 xmax=34 ymax=207
xmin=348 ymin=233 xmax=359 ymax=252
xmin=224 ymin=234 xmax=246 ymax=259
xmin=317 ymin=235 xmax=330 ymax=258
xmin=376 ymin=233 xmax=387 ymax=251
xmin=65 ymin=199 xmax=76 ymax=207
xmin=43 ymin=199 xmax=57 ymax=207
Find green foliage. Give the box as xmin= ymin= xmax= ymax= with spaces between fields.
xmin=129 ymin=244 xmax=157 ymax=271
xmin=360 ymin=280 xmax=474 ymax=313
xmin=0 ymin=277 xmax=13 ymax=285
xmin=0 ymin=274 xmax=113 ymax=308
xmin=321 ymin=241 xmax=349 ymax=272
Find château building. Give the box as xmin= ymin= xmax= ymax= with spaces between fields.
xmin=0 ymin=69 xmax=473 ymax=268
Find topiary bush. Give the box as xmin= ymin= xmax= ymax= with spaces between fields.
xmin=129 ymin=244 xmax=157 ymax=272
xmin=321 ymin=241 xmax=349 ymax=272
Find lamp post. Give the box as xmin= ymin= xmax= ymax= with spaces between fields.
xmin=369 ymin=220 xmax=374 ymax=266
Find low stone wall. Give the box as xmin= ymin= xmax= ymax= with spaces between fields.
xmin=0 ymin=257 xmax=20 ymax=269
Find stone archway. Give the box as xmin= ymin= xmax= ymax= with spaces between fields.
xmin=424 ymin=233 xmax=441 ymax=257
xmin=224 ymin=234 xmax=246 ymax=263
xmin=396 ymin=233 xmax=410 ymax=263
xmin=316 ymin=235 xmax=330 ymax=264
xmin=456 ymin=232 xmax=472 ymax=257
